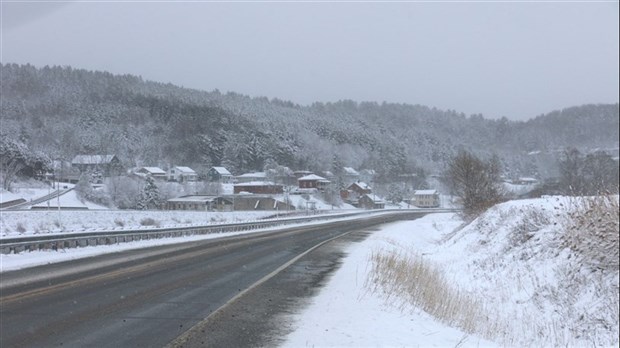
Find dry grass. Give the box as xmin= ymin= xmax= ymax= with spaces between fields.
xmin=562 ymin=195 xmax=619 ymax=271
xmin=365 ymin=249 xmax=504 ymax=340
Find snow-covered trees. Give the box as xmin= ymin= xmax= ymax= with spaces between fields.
xmin=0 ymin=136 xmax=50 ymax=191
xmin=559 ymin=148 xmax=619 ymax=195
xmin=136 ymin=176 xmax=160 ymax=210
xmin=1 ymin=63 xmax=618 ymax=184
xmin=136 ymin=176 xmax=161 ymax=210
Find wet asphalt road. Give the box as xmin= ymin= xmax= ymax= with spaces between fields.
xmin=1 ymin=212 xmax=423 ymax=347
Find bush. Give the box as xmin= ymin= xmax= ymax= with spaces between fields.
xmin=139 ymin=217 xmax=159 ymax=227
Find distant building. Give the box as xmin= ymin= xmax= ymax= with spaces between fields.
xmin=411 ymin=190 xmax=440 ymax=208
xmin=166 ymin=195 xmax=232 ymax=211
xmin=347 ymin=182 xmax=372 ymax=195
xmin=71 ymin=154 xmax=123 ymax=177
xmin=235 ymin=172 xmax=267 ymax=183
xmin=230 ymin=195 xmax=295 ymax=211
xmin=167 ymin=166 xmax=198 ymax=182
xmin=298 ymin=174 xmax=330 ymax=191
xmin=358 ymin=194 xmax=385 ymax=209
xmin=207 ymin=167 xmax=233 ymax=183
xmin=135 ymin=167 xmax=167 ymax=180
xmin=234 ymin=182 xmax=283 ymax=194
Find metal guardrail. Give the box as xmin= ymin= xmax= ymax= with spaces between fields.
xmin=0 ymin=208 xmax=458 ymax=255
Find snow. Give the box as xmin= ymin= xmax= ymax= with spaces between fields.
xmin=30 ymin=190 xmax=108 ymax=210
xmin=2 ymin=194 xmax=616 ymax=346
xmin=284 ymin=196 xmax=619 ymax=346
xmin=1 ymin=188 xmax=52 ymax=204
xmin=0 ymin=209 xmax=277 ymax=237
xmin=283 ymin=214 xmax=496 ymax=347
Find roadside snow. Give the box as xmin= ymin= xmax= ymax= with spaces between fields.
xmin=284 ymin=196 xmax=619 ymax=347
xmin=283 ymin=214 xmax=496 ymax=347
xmin=4 ymin=195 xmax=615 ymax=346
xmin=0 ymin=210 xmax=280 ymax=237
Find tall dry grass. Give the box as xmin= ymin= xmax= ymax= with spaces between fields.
xmin=365 ymin=249 xmax=505 ymax=341
xmin=562 ymin=195 xmax=619 ymax=271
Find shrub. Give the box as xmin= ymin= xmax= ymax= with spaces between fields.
xmin=16 ymin=222 xmax=26 ymax=233
xmin=139 ymin=217 xmax=159 ymax=227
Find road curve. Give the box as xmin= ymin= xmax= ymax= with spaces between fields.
xmin=0 ymin=212 xmax=424 ymax=347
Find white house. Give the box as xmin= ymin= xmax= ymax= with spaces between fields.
xmin=168 ymin=166 xmax=198 ymax=182
xmin=411 ymin=189 xmax=440 ymax=208
xmin=135 ymin=167 xmax=167 ymax=180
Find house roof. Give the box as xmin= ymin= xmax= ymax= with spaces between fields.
xmin=298 ymin=174 xmax=328 ymax=182
xmin=361 ymin=194 xmax=385 ymax=204
xmin=236 ymin=172 xmax=267 ymax=178
xmin=173 ymin=166 xmax=196 ymax=174
xmin=414 ymin=189 xmax=438 ymax=195
xmin=72 ymin=155 xmax=117 ymax=165
xmin=349 ymin=181 xmax=371 ymax=190
xmin=234 ymin=181 xmax=279 ymax=187
xmin=211 ymin=167 xmax=232 ymax=175
xmin=140 ymin=167 xmax=166 ymax=175
xmin=167 ymin=195 xmax=216 ymax=203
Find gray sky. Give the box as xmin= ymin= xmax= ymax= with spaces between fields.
xmin=1 ymin=1 xmax=618 ymax=120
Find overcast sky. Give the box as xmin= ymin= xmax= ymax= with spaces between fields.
xmin=1 ymin=1 xmax=618 ymax=120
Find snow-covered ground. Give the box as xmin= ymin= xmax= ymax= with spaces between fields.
xmin=283 ymin=196 xmax=619 ymax=347
xmin=2 ymin=195 xmax=616 ymax=346
xmin=0 ymin=209 xmax=284 ymax=237
xmin=282 ymin=214 xmax=496 ymax=347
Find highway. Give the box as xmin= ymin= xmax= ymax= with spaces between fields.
xmin=0 ymin=212 xmax=425 ymax=347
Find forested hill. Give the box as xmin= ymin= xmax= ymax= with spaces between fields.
xmin=1 ymin=63 xmax=618 ymax=180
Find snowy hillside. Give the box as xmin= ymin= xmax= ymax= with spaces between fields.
xmin=285 ymin=196 xmax=618 ymax=346
xmin=367 ymin=196 xmax=619 ymax=346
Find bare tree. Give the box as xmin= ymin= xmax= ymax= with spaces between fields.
xmin=445 ymin=150 xmax=505 ymax=218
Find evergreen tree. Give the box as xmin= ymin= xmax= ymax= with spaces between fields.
xmin=137 ymin=176 xmax=160 ymax=210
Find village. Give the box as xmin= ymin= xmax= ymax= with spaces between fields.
xmin=3 ymin=153 xmax=442 ymax=212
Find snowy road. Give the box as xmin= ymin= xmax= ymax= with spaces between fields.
xmin=0 ymin=213 xmax=420 ymax=347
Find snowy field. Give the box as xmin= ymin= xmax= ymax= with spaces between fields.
xmin=0 ymin=209 xmax=287 ymax=237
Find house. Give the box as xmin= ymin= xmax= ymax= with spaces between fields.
xmin=298 ymin=174 xmax=331 ymax=191
xmin=347 ymin=181 xmax=372 ymax=195
xmin=166 ymin=195 xmax=232 ymax=211
xmin=207 ymin=167 xmax=233 ymax=183
xmin=234 ymin=172 xmax=267 ymax=183
xmin=135 ymin=167 xmax=167 ymax=180
xmin=340 ymin=182 xmax=372 ymax=206
xmin=234 ymin=182 xmax=284 ymax=194
xmin=168 ymin=166 xmax=198 ymax=182
xmin=71 ymin=155 xmax=123 ymax=177
xmin=230 ymin=195 xmax=295 ymax=211
xmin=358 ymin=194 xmax=385 ymax=209
xmin=411 ymin=190 xmax=440 ymax=208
